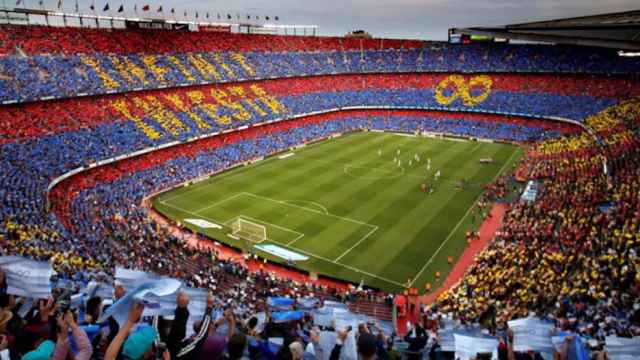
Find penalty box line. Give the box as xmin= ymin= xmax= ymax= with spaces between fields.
xmin=159 ymin=200 xmax=231 ymax=231
xmin=240 ymin=192 xmax=380 ymax=261
xmin=240 ymin=192 xmax=377 ymax=229
xmin=223 ymin=214 xmax=305 ymax=246
xmin=160 ymin=194 xmax=402 ymax=288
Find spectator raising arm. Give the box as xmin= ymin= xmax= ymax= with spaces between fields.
xmin=105 ymin=300 xmax=145 ymax=360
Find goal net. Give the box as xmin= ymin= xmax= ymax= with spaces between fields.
xmin=230 ymin=218 xmax=267 ymax=243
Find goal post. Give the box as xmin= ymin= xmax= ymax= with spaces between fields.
xmin=230 ymin=218 xmax=267 ymax=243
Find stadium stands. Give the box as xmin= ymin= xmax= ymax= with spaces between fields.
xmin=436 ymin=98 xmax=640 ymax=348
xmin=1 ymin=25 xmax=639 ymax=102
xmin=0 ymin=23 xmax=639 ymax=359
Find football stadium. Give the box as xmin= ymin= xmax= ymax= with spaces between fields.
xmin=0 ymin=1 xmax=639 ymax=359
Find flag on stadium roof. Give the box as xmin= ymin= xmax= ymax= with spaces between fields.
xmin=57 ymin=0 xmax=63 ymax=9
xmin=142 ymin=4 xmax=149 ymax=11
xmin=15 ymin=0 xmax=21 ymax=5
xmin=170 ymin=8 xmax=175 ymax=14
xmin=275 ymin=16 xmax=279 ymax=21
xmin=74 ymin=0 xmax=78 ymax=12
xmin=102 ymin=3 xmax=109 ymax=11
xmin=89 ymin=2 xmax=94 ymax=11
xmin=157 ymin=5 xmax=162 ymax=12
xmin=206 ymin=12 xmax=209 ymax=19
xmin=117 ymin=4 xmax=123 ymax=12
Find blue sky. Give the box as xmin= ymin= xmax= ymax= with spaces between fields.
xmin=17 ymin=0 xmax=640 ymax=40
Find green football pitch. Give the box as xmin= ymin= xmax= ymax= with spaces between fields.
xmin=153 ymin=131 xmax=522 ymax=293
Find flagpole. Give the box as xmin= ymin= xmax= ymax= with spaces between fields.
xmin=3 ymin=0 xmax=8 ymax=26
xmin=92 ymin=1 xmax=98 ymax=28
xmin=108 ymin=3 xmax=114 ymax=29
xmin=41 ymin=0 xmax=50 ymax=26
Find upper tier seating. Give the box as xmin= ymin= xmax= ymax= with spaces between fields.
xmin=1 ymin=25 xmax=639 ymax=102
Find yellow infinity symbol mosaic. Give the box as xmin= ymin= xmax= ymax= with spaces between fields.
xmin=434 ymin=75 xmax=493 ymax=106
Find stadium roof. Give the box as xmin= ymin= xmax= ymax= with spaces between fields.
xmin=450 ymin=9 xmax=640 ymax=51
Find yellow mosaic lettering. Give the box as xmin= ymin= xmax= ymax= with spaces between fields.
xmin=108 ymin=56 xmax=136 ymax=86
xmin=229 ymin=86 xmax=267 ymax=116
xmin=434 ymin=75 xmax=493 ymax=106
xmin=201 ymin=103 xmax=231 ymax=125
xmin=142 ymin=55 xmax=169 ymax=83
xmin=112 ymin=99 xmax=162 ymax=139
xmin=123 ymin=57 xmax=150 ymax=85
xmin=187 ymin=54 xmax=222 ymax=81
xmin=210 ymin=88 xmax=251 ymax=121
xmin=81 ymin=56 xmax=120 ymax=89
xmin=164 ymin=94 xmax=210 ymax=129
xmin=213 ymin=53 xmax=237 ymax=78
xmin=132 ymin=96 xmax=188 ymax=136
xmin=186 ymin=90 xmax=230 ymax=125
xmin=167 ymin=56 xmax=196 ymax=82
xmin=230 ymin=53 xmax=256 ymax=77
xmin=185 ymin=90 xmax=205 ymax=104
xmin=249 ymin=85 xmax=286 ymax=114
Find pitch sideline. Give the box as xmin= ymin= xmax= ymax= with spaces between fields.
xmin=161 ymin=198 xmax=402 ymax=287
xmin=408 ymin=147 xmax=521 ymax=287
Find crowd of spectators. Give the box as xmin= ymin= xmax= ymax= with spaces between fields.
xmin=3 ymin=73 xmax=634 ymax=145
xmin=0 ymin=25 xmax=639 ymax=358
xmin=0 ymin=266 xmax=395 ymax=360
xmin=1 ymin=25 xmax=639 ymax=102
xmin=435 ymin=98 xmax=640 ymax=350
xmin=2 ymin=105 xmax=635 ymax=358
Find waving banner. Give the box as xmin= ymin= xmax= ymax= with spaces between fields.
xmin=83 ymin=280 xmax=115 ymax=300
xmin=271 ymin=310 xmax=305 ymax=323
xmin=508 ymin=317 xmax=555 ymax=354
xmin=454 ymin=334 xmax=498 ymax=360
xmin=115 ymin=267 xmax=168 ymax=291
xmin=297 ymin=297 xmax=319 ymax=309
xmin=0 ymin=256 xmax=53 ymax=298
xmin=551 ymin=333 xmax=590 ymax=360
xmin=267 ymin=297 xmax=295 ymax=310
xmin=605 ymin=336 xmax=640 ymax=360
xmin=98 ymin=278 xmax=182 ymax=326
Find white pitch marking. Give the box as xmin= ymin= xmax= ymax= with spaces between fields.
xmin=241 ymin=192 xmax=377 ymax=229
xmin=408 ymin=148 xmax=520 ymax=287
xmin=223 ymin=214 xmax=305 ymax=246
xmin=282 ymin=200 xmax=329 ymax=215
xmin=161 ymin=200 xmax=402 ymax=287
xmin=193 ymin=192 xmax=246 ymax=214
xmin=334 ymin=225 xmax=379 ymax=262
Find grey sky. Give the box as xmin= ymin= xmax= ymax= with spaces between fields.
xmin=23 ymin=0 xmax=640 ymax=40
